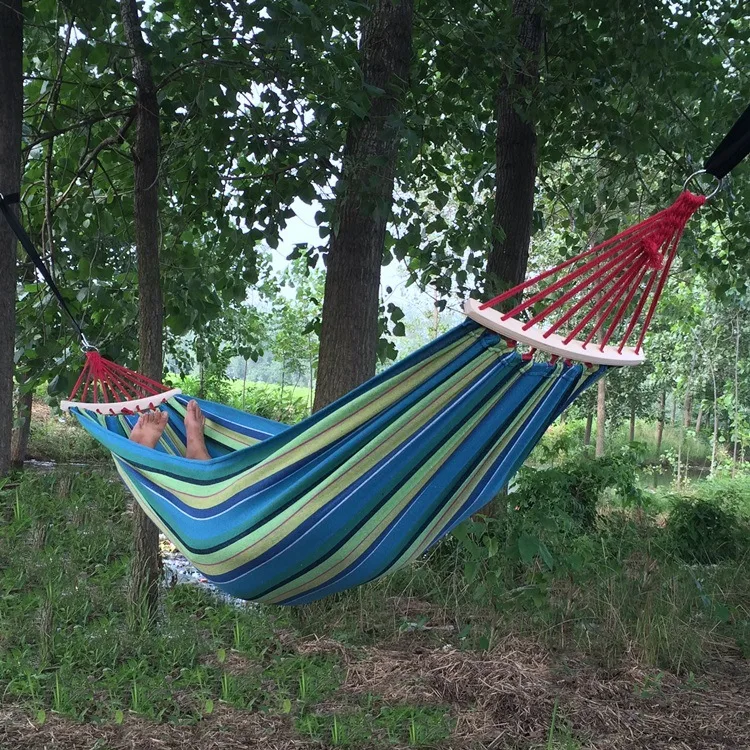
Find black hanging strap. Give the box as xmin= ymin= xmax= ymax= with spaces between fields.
xmin=704 ymin=103 xmax=750 ymax=180
xmin=0 ymin=192 xmax=86 ymax=343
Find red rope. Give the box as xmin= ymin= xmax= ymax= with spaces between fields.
xmin=528 ymin=245 xmax=642 ymax=332
xmin=542 ymin=250 xmax=643 ymax=338
xmin=480 ymin=208 xmax=669 ymax=312
xmin=599 ymin=265 xmax=648 ymax=350
xmin=617 ymin=268 xmax=659 ymax=353
xmin=68 ymin=350 xmax=170 ymax=404
xmin=476 ymin=190 xmax=706 ymax=359
xmin=580 ymin=263 xmax=644 ymax=348
xmin=563 ymin=262 xmax=643 ymax=346
xmin=634 ymin=226 xmax=685 ymax=353
xmin=501 ymin=239 xmax=641 ymax=321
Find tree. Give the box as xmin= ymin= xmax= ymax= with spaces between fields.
xmin=595 ymin=379 xmax=606 ymax=458
xmin=486 ymin=0 xmax=543 ymax=300
xmin=313 ymin=0 xmax=415 ymax=411
xmin=121 ymin=0 xmax=164 ymax=616
xmin=0 ymin=0 xmax=22 ymax=477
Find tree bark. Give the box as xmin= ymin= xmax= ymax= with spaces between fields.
xmin=670 ymin=393 xmax=677 ymax=426
xmin=313 ymin=0 xmax=414 ymax=412
xmin=595 ymin=378 xmax=606 ymax=458
xmin=732 ymin=317 xmax=740 ymax=477
xmin=584 ymin=412 xmax=593 ymax=446
xmin=11 ymin=388 xmax=33 ymax=468
xmin=683 ymin=391 xmax=692 ymax=430
xmin=695 ymin=401 xmax=703 ymax=435
xmin=656 ymin=389 xmax=665 ymax=454
xmin=121 ymin=0 xmax=163 ymax=618
xmin=0 ymin=0 xmax=22 ymax=477
xmin=485 ymin=0 xmax=543 ymax=302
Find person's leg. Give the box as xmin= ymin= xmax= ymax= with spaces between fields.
xmin=129 ymin=410 xmax=169 ymax=449
xmin=185 ymin=400 xmax=211 ymax=460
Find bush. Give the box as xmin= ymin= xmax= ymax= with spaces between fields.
xmin=513 ymin=452 xmax=644 ymax=534
xmin=230 ymin=383 xmax=310 ymax=424
xmin=694 ymin=477 xmax=750 ymax=517
xmin=666 ymin=495 xmax=744 ymax=564
xmin=169 ymin=374 xmax=311 ymax=424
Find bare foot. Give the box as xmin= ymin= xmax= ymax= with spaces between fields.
xmin=130 ymin=410 xmax=169 ymax=449
xmin=185 ymin=400 xmax=211 ymax=460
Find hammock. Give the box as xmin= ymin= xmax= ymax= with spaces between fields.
xmin=1 ymin=104 xmax=746 ymax=605
xmin=62 ymin=187 xmax=709 ymax=604
xmin=69 ymin=322 xmax=605 ymax=604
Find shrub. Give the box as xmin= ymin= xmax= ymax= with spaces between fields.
xmin=513 ymin=452 xmax=644 ymax=534
xmin=666 ymin=495 xmax=744 ymax=564
xmin=230 ymin=383 xmax=310 ymax=424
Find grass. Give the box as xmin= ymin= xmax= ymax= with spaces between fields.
xmin=26 ymin=401 xmax=109 ymax=464
xmin=168 ymin=375 xmax=312 ymax=423
xmin=0 ymin=470 xmax=455 ymax=745
xmin=4 ymin=428 xmax=750 ymax=746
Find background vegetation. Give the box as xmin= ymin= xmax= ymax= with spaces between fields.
xmin=1 ymin=0 xmax=750 ymax=747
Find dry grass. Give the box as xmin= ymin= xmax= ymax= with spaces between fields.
xmin=295 ymin=633 xmax=750 ymax=749
xmin=0 ymin=705 xmax=311 ymax=750
xmin=3 ymin=632 xmax=750 ymax=749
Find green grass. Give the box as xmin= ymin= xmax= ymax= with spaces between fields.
xmin=296 ymin=703 xmax=454 ymax=747
xmin=0 ymin=471 xmax=452 ymax=742
xmin=167 ymin=375 xmax=312 ymax=423
xmin=26 ymin=408 xmax=109 ymax=464
xmin=3 ymin=457 xmax=750 ymax=745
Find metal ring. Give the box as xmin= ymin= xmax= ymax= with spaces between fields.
xmin=80 ymin=334 xmax=99 ymax=353
xmin=682 ymin=169 xmax=723 ymax=200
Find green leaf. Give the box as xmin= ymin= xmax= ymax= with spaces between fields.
xmin=518 ymin=533 xmax=538 ymax=565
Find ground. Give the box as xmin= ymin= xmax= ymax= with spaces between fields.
xmin=2 ymin=410 xmax=750 ymax=750
xmin=2 ymin=625 xmax=750 ymax=749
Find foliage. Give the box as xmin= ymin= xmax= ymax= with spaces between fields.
xmin=172 ymin=375 xmax=310 ymax=424
xmin=512 ymin=453 xmax=645 ymax=535
xmin=665 ymin=480 xmax=750 ymax=564
xmin=666 ymin=495 xmax=743 ymax=564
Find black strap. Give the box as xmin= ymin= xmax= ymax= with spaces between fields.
xmin=704 ymin=103 xmax=750 ymax=180
xmin=0 ymin=192 xmax=85 ymax=342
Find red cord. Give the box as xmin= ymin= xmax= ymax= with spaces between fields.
xmin=476 ymin=191 xmax=706 ymax=357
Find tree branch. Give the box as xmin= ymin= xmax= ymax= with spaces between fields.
xmin=23 ymin=107 xmax=132 ymax=151
xmin=54 ymin=108 xmax=137 ymax=210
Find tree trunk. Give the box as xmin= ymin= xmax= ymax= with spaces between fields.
xmin=629 ymin=405 xmax=636 ymax=443
xmin=122 ymin=0 xmax=163 ymax=618
xmin=241 ymin=359 xmax=248 ymax=411
xmin=584 ymin=412 xmax=593 ymax=446
xmin=695 ymin=401 xmax=703 ymax=434
xmin=595 ymin=378 xmax=606 ymax=458
xmin=0 ymin=0 xmax=22 ymax=477
xmin=670 ymin=393 xmax=677 ymax=426
xmin=732 ymin=317 xmax=740 ymax=477
xmin=683 ymin=390 xmax=692 ymax=430
xmin=313 ymin=0 xmax=414 ymax=412
xmin=11 ymin=388 xmax=33 ymax=468
xmin=710 ymin=366 xmax=719 ymax=475
xmin=485 ymin=0 xmax=543 ymax=302
xmin=656 ymin=389 xmax=665 ymax=454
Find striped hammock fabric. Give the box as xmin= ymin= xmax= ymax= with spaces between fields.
xmin=71 ymin=321 xmax=606 ymax=605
